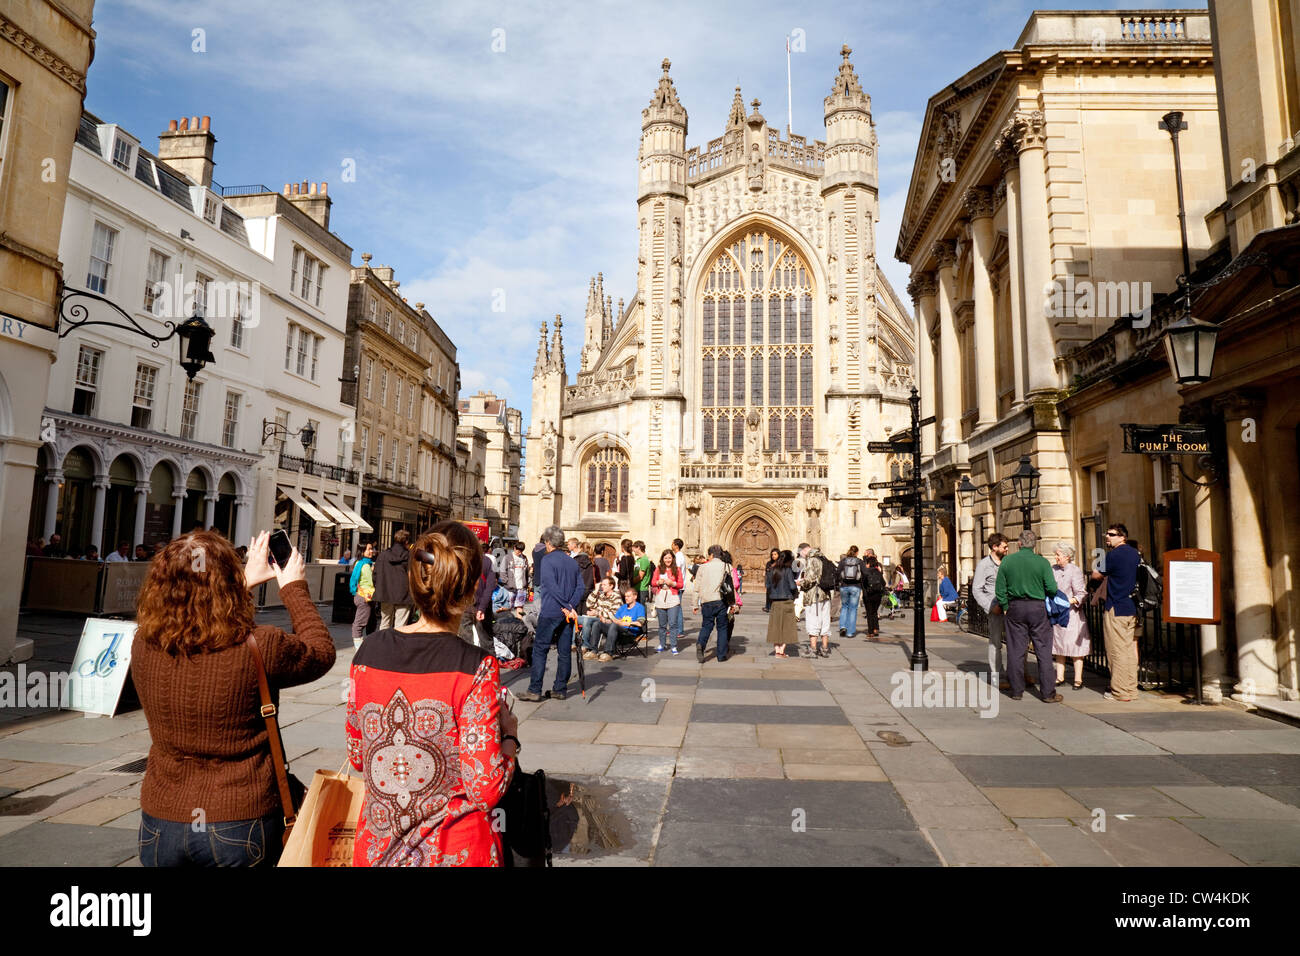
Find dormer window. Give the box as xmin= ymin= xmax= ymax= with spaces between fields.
xmin=203 ymin=195 xmax=218 ymax=223
xmin=111 ymin=136 xmax=134 ymax=171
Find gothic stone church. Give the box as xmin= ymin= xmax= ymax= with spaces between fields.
xmin=520 ymin=48 xmax=916 ymax=579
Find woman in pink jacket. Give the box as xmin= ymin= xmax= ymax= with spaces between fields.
xmin=651 ymin=549 xmax=685 ymax=654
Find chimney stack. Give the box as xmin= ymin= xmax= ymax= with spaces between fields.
xmin=158 ymin=114 xmax=217 ymax=187
xmin=284 ymin=179 xmax=333 ymax=229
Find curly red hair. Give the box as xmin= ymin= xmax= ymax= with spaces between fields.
xmin=135 ymin=530 xmax=256 ymax=656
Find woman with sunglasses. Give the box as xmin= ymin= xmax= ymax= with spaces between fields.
xmin=346 ymin=521 xmax=518 ymax=866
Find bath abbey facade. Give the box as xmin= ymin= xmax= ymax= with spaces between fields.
xmin=519 ymin=48 xmax=917 ymax=577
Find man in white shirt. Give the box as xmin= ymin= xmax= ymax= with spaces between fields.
xmin=105 ymin=540 xmax=131 ymax=563
xmin=672 ymin=538 xmax=686 ymax=571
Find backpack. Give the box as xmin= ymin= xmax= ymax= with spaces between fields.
xmin=841 ymin=557 xmax=862 ymax=582
xmin=802 ymin=553 xmax=838 ymax=593
xmin=719 ymin=564 xmax=736 ymax=609
xmin=864 ymin=566 xmax=886 ymax=593
xmin=1131 ymin=561 xmax=1161 ymax=612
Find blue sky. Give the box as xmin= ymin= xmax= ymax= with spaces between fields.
xmin=86 ymin=0 xmax=1195 ymax=421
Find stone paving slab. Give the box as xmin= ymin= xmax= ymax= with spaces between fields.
xmin=0 ymin=739 xmax=140 ymax=767
xmin=516 ymin=720 xmax=605 ymax=744
xmin=907 ymin=802 xmax=1014 ymax=830
xmin=682 ymin=722 xmax=757 ymax=748
xmin=951 ymin=755 xmax=1218 ymax=788
xmin=1178 ymin=819 xmax=1300 ymax=865
xmin=692 ymin=688 xmax=778 ymax=706
xmin=924 ymin=827 xmax=1051 ymax=866
xmin=0 ymin=762 xmax=81 ymax=791
xmin=1086 ymin=817 xmax=1247 ymax=867
xmin=779 ymin=747 xmax=877 ymax=766
xmin=923 ymin=728 xmax=1060 ymax=756
xmin=1025 ymin=726 xmax=1168 ymax=756
xmin=690 ymin=704 xmax=849 ymax=725
xmin=1062 ymin=786 xmax=1197 ymax=818
xmin=1258 ymin=785 xmax=1300 ymax=809
xmin=755 ymin=724 xmax=864 ymax=750
xmin=891 ymin=778 xmax=991 ymax=807
xmin=515 ymin=742 xmax=616 ymax=776
xmin=1016 ymin=820 xmax=1119 ymax=866
xmin=673 ymin=747 xmax=784 ymax=779
xmin=981 ymin=787 xmax=1091 ymax=819
xmin=4 ymin=712 xmax=150 ymax=744
xmin=698 ymin=678 xmax=823 ymax=691
xmin=1131 ymin=730 xmax=1300 ymax=754
xmin=595 ymin=723 xmax=686 ymax=748
xmin=47 ymin=795 xmax=139 ymax=826
xmin=774 ymin=690 xmax=838 ymax=707
xmin=783 ymin=763 xmax=888 ymax=781
xmin=1092 ymin=710 xmax=1286 ymax=732
xmin=1153 ymin=785 xmax=1300 ymax=820
xmin=1171 ymin=754 xmax=1300 ymax=787
xmin=510 ymin=693 xmax=664 ymax=725
xmin=663 ymin=778 xmax=917 ymax=830
xmin=869 ymin=749 xmax=970 ymax=783
xmin=605 ymin=753 xmax=677 ymax=780
xmin=653 ymin=821 xmax=940 ymax=866
xmin=0 ymin=820 xmax=138 ymax=866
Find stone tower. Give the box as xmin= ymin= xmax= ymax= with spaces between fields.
xmin=636 ymin=58 xmax=689 ymax=519
xmin=820 ymin=44 xmax=881 ymax=500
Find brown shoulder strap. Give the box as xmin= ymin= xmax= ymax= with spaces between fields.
xmin=246 ymin=635 xmax=297 ymax=829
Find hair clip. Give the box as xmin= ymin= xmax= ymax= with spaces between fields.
xmin=414 ymin=548 xmax=437 ymax=564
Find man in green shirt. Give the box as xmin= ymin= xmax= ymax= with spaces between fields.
xmin=994 ymin=529 xmax=1061 ymax=702
xmin=631 ymin=540 xmax=654 ymax=609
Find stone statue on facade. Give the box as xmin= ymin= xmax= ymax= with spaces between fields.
xmin=541 ymin=421 xmax=558 ymax=475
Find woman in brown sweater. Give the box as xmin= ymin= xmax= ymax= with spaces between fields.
xmin=131 ymin=529 xmax=336 ymax=866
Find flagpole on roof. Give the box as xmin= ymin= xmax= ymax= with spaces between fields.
xmin=786 ymin=35 xmax=794 ymax=135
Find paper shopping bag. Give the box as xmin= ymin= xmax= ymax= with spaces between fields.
xmin=278 ymin=769 xmax=365 ymax=867
xmin=933 ymin=600 xmax=948 ymax=622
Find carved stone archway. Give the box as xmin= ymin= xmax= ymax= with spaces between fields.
xmin=729 ymin=514 xmax=778 ymax=592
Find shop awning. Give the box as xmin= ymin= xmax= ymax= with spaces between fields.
xmin=303 ymin=489 xmax=354 ymax=529
xmin=277 ymin=485 xmax=333 ymax=527
xmin=326 ymin=493 xmax=374 ymax=534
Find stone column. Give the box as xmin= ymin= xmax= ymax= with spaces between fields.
xmin=964 ymin=187 xmax=999 ymax=428
xmin=907 ymin=273 xmax=939 ymax=457
xmin=171 ymin=491 xmax=186 ymax=539
xmin=234 ymin=494 xmax=253 ymax=545
xmin=132 ymin=481 xmax=149 ymax=549
xmin=994 ymin=123 xmax=1026 ymax=407
xmin=203 ymin=492 xmax=218 ymax=530
xmin=1216 ymin=390 xmax=1278 ymax=697
xmin=1012 ymin=111 xmax=1056 ymax=396
xmin=933 ymin=240 xmax=961 ymax=448
xmin=90 ymin=476 xmax=109 ymax=555
xmin=42 ymin=472 xmax=62 ymax=540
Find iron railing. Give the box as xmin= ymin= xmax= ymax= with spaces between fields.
xmin=278 ymin=452 xmax=358 ymax=484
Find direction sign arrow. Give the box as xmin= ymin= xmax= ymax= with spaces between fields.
xmin=867 ymin=441 xmax=911 ymax=453
xmin=867 ymin=480 xmax=911 ymax=490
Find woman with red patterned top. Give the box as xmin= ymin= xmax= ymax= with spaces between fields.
xmin=347 ymin=520 xmax=518 ymax=866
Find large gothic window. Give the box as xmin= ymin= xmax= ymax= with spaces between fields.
xmin=585 ymin=447 xmax=629 ymax=514
xmin=700 ymin=230 xmax=814 ymax=456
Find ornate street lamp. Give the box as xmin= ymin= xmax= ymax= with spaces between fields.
xmin=262 ymin=419 xmax=315 ymax=453
xmin=956 ymin=455 xmax=1040 ymax=529
xmin=1163 ymin=311 xmax=1219 ymax=385
xmin=877 ymin=503 xmax=892 ymax=528
xmin=59 ymin=289 xmax=216 ymax=381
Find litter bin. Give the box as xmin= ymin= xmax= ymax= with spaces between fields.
xmin=332 ymin=572 xmax=354 ymax=624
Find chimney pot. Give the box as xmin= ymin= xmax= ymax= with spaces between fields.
xmin=308 ymin=182 xmax=316 ymax=195
xmin=168 ymin=119 xmax=178 ymax=131
xmin=300 ymin=180 xmax=308 ymax=193
xmin=319 ymin=182 xmax=327 ymax=195
xmin=201 ymin=115 xmax=210 ymax=130
xmin=179 ymin=117 xmax=189 ymax=131
xmin=190 ymin=116 xmax=199 ymax=130
xmin=283 ymin=183 xmax=291 ymax=195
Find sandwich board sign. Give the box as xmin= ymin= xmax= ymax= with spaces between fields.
xmin=65 ymin=618 xmax=137 ymax=716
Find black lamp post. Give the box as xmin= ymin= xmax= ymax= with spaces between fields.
xmin=59 ymin=289 xmax=216 ymax=381
xmin=262 ymin=419 xmax=315 ymax=453
xmin=958 ymin=454 xmax=1041 ymax=529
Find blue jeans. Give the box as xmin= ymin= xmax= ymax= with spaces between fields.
xmin=529 ymin=615 xmax=573 ymax=695
xmin=576 ymin=615 xmax=602 ymax=650
xmin=839 ymin=586 xmax=862 ymax=634
xmin=602 ymin=622 xmax=641 ymax=654
xmin=656 ymin=604 xmax=683 ymax=649
xmin=139 ymin=808 xmax=284 ymax=867
xmin=697 ymin=600 xmax=729 ymax=659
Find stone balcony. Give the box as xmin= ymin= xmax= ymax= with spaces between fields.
xmin=680 ymin=449 xmax=829 ymax=484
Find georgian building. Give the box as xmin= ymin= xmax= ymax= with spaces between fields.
xmin=39 ymin=114 xmax=361 ymax=566
xmin=520 ymin=50 xmax=916 ymax=578
xmin=0 ymin=0 xmax=96 ymax=663
xmin=896 ymin=10 xmax=1221 ymax=588
xmin=416 ymin=308 xmax=459 ymax=530
xmin=457 ymin=390 xmax=522 ymax=538
xmin=343 ymin=258 xmax=432 ymax=545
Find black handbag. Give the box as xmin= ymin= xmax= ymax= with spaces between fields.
xmin=499 ymin=764 xmax=552 ymax=868
xmin=719 ymin=564 xmax=737 ymax=609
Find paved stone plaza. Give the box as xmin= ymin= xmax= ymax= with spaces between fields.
xmin=1 ymin=605 xmax=1298 ymax=866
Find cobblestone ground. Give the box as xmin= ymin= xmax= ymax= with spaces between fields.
xmin=1 ymin=602 xmax=1298 ymax=866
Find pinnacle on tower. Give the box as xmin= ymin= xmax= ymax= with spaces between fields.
xmin=642 ymin=57 xmax=687 ymax=130
xmin=585 ymin=277 xmax=598 ymax=316
xmin=534 ymin=320 xmax=550 ymax=372
xmin=727 ymin=85 xmax=746 ymax=129
xmin=550 ymin=314 xmax=565 ymax=373
xmin=826 ymin=44 xmax=868 ymax=108
xmin=602 ymin=294 xmax=614 ymax=344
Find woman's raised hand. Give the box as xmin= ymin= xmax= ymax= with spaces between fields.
xmin=273 ymin=544 xmax=307 ymax=587
xmin=244 ymin=531 xmax=275 ymax=589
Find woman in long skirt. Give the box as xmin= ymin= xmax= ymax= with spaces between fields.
xmin=1051 ymin=542 xmax=1091 ymax=689
xmin=766 ymin=550 xmax=797 ymax=657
